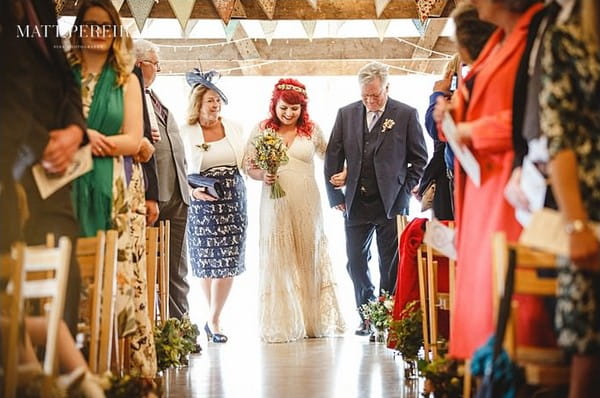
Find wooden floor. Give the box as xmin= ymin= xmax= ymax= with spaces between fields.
xmin=163 ymin=334 xmax=423 ymax=398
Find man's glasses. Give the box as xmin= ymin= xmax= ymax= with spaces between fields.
xmin=141 ymin=60 xmax=161 ymax=72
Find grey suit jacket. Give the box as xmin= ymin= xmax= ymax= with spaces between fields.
xmin=153 ymin=97 xmax=190 ymax=206
xmin=324 ymin=98 xmax=427 ymax=218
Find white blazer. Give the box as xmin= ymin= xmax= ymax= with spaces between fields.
xmin=180 ymin=117 xmax=245 ymax=175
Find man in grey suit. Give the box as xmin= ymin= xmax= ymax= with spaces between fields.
xmin=135 ymin=40 xmax=190 ymax=319
xmin=325 ymin=62 xmax=427 ymax=336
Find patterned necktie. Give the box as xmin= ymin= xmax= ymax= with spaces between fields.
xmin=146 ymin=89 xmax=167 ymax=124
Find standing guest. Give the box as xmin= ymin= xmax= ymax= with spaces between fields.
xmin=505 ymin=0 xmax=570 ymax=217
xmin=0 ymin=0 xmax=86 ymax=336
xmin=68 ymin=0 xmax=157 ymax=376
xmin=419 ymin=4 xmax=496 ymax=219
xmin=245 ymin=78 xmax=345 ymax=343
xmin=181 ymin=70 xmax=246 ymax=343
xmin=540 ymin=0 xmax=600 ymax=395
xmin=324 ymin=62 xmax=427 ymax=337
xmin=433 ymin=0 xmax=547 ymax=359
xmin=135 ymin=39 xmax=191 ymax=320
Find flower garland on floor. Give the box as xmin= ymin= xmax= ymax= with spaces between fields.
xmin=360 ymin=290 xmax=394 ymax=332
xmin=154 ymin=316 xmax=200 ymax=371
xmin=388 ymin=300 xmax=423 ymax=360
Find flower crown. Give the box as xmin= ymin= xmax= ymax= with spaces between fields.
xmin=276 ymin=83 xmax=307 ymax=96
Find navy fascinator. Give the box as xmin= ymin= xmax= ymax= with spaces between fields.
xmin=185 ymin=68 xmax=228 ymax=105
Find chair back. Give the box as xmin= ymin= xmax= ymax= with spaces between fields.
xmin=76 ymin=230 xmax=118 ymax=373
xmin=491 ymin=232 xmax=568 ymax=386
xmin=76 ymin=231 xmax=106 ymax=373
xmin=146 ymin=226 xmax=159 ymax=324
xmin=0 ymin=243 xmax=26 ymax=398
xmin=22 ymin=237 xmax=71 ymax=375
xmin=158 ymin=220 xmax=170 ymax=321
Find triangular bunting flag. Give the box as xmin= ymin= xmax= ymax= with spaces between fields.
xmin=126 ymin=0 xmax=154 ymax=33
xmin=54 ymin=0 xmax=66 ymax=15
xmin=372 ymin=19 xmax=390 ymax=42
xmin=168 ymin=0 xmax=195 ymax=31
xmin=412 ymin=18 xmax=428 ymax=37
xmin=223 ymin=20 xmax=240 ymax=42
xmin=374 ymin=0 xmax=391 ymax=18
xmin=416 ymin=0 xmax=436 ymax=22
xmin=111 ymin=0 xmax=125 ymax=12
xmin=328 ymin=21 xmax=344 ymax=37
xmin=232 ymin=0 xmax=247 ymax=18
xmin=211 ymin=0 xmax=236 ymax=25
xmin=301 ymin=20 xmax=317 ymax=42
xmin=260 ymin=21 xmax=277 ymax=46
xmin=305 ymin=0 xmax=318 ymax=10
xmin=256 ymin=0 xmax=277 ymax=19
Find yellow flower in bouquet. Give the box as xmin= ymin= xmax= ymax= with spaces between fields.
xmin=252 ymin=128 xmax=289 ymax=199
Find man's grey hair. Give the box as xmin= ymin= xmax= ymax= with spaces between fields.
xmin=134 ymin=39 xmax=159 ymax=61
xmin=358 ymin=62 xmax=389 ymax=87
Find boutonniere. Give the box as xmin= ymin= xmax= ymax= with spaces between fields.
xmin=381 ymin=119 xmax=395 ymax=133
xmin=196 ymin=143 xmax=210 ymax=151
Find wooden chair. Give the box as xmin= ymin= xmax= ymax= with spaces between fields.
xmin=76 ymin=231 xmax=106 ymax=373
xmin=397 ymin=214 xmax=409 ymax=235
xmin=157 ymin=220 xmax=170 ymax=322
xmin=1 ymin=243 xmax=26 ymax=398
xmin=146 ymin=226 xmax=159 ymax=324
xmin=491 ymin=232 xmax=569 ymax=387
xmin=22 ymin=237 xmax=71 ymax=375
xmin=416 ymin=221 xmax=455 ymax=361
xmin=76 ymin=230 xmax=118 ymax=374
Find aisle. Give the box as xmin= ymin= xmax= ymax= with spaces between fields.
xmin=163 ymin=335 xmax=422 ymax=398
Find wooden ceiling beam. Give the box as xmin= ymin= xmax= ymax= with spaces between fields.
xmin=60 ymin=0 xmax=453 ymax=20
xmin=408 ymin=18 xmax=449 ymax=73
xmin=159 ymin=59 xmax=448 ymax=76
xmin=153 ymin=36 xmax=455 ymax=62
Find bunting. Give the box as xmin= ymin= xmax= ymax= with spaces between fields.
xmin=328 ymin=21 xmax=344 ymax=37
xmin=168 ymin=0 xmax=195 ymax=31
xmin=412 ymin=19 xmax=428 ymax=36
xmin=232 ymin=0 xmax=247 ymax=18
xmin=211 ymin=0 xmax=236 ymax=25
xmin=416 ymin=0 xmax=437 ymax=22
xmin=373 ymin=19 xmax=390 ymax=42
xmin=305 ymin=0 xmax=318 ymax=10
xmin=260 ymin=21 xmax=278 ymax=46
xmin=223 ymin=20 xmax=240 ymax=42
xmin=54 ymin=0 xmax=65 ymax=15
xmin=127 ymin=0 xmax=155 ymax=32
xmin=301 ymin=20 xmax=317 ymax=42
xmin=111 ymin=0 xmax=125 ymax=12
xmin=256 ymin=0 xmax=277 ymax=20
xmin=374 ymin=0 xmax=391 ymax=18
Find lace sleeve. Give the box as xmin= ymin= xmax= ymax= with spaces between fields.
xmin=243 ymin=124 xmax=261 ymax=173
xmin=312 ymin=123 xmax=328 ymax=160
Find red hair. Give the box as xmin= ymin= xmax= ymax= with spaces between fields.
xmin=262 ymin=78 xmax=314 ymax=137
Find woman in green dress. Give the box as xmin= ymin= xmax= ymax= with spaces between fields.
xmin=69 ymin=0 xmax=157 ymax=377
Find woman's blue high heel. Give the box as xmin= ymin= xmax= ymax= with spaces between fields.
xmin=204 ymin=323 xmax=228 ymax=343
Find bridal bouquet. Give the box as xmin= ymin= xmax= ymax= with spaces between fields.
xmin=252 ymin=128 xmax=289 ymax=199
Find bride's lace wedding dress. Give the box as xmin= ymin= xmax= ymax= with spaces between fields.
xmin=246 ymin=124 xmax=346 ymax=343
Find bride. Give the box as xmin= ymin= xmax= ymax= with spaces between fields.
xmin=245 ymin=78 xmax=345 ymax=343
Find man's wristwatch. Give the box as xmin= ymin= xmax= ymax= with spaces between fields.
xmin=564 ymin=219 xmax=587 ymax=234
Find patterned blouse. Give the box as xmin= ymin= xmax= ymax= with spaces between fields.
xmin=540 ymin=15 xmax=600 ymax=222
